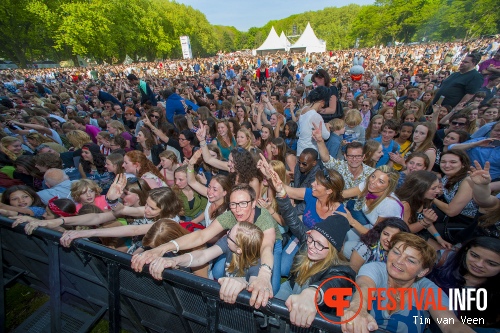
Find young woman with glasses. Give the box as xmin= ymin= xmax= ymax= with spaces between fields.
xmin=149 ymin=221 xmax=263 ymax=304
xmin=132 ymin=183 xmax=283 ymax=309
xmin=257 ymin=155 xmax=346 ymax=276
xmin=264 ymin=166 xmax=354 ymax=326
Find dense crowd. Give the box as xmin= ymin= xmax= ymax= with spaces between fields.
xmin=1 ymin=38 xmax=500 ymax=332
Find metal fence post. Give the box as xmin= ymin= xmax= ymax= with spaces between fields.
xmin=107 ymin=261 xmax=121 ymax=333
xmin=48 ymin=241 xmax=61 ymax=333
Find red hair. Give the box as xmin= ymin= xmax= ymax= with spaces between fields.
xmin=125 ymin=150 xmax=166 ymax=183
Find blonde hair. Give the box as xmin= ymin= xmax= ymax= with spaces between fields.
xmin=108 ymin=120 xmax=125 ymax=134
xmin=344 ymin=109 xmax=362 ymax=127
xmin=237 ymin=128 xmax=252 ymax=150
xmin=159 ymin=150 xmax=179 ymax=164
xmin=328 ymin=118 xmax=345 ymax=131
xmin=359 ymin=165 xmax=400 ymax=214
xmin=0 ymin=136 xmax=23 ymax=161
xmin=66 ymin=130 xmax=92 ymax=149
xmin=291 ymin=236 xmax=348 ymax=286
xmin=226 ymin=222 xmax=264 ymax=277
xmin=70 ymin=179 xmax=103 ymax=203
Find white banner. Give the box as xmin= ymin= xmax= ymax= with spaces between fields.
xmin=180 ymin=36 xmax=193 ymax=59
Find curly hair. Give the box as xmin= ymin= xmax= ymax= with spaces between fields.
xmin=70 ymin=179 xmax=102 ymax=203
xmin=125 ymin=150 xmax=166 ymax=183
xmin=80 ymin=144 xmax=107 ymax=174
xmin=228 ymin=147 xmax=260 ymax=185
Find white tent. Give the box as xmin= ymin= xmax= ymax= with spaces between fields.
xmin=279 ymin=31 xmax=291 ymax=51
xmin=290 ymin=22 xmax=326 ymax=53
xmin=256 ymin=27 xmax=285 ymax=55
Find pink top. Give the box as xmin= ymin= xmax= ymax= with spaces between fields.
xmin=76 ymin=195 xmax=110 ymax=213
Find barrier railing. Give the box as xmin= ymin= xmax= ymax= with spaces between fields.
xmin=0 ymin=216 xmax=344 ymax=333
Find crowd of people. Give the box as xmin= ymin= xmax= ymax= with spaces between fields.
xmin=1 ymin=37 xmax=500 ymax=332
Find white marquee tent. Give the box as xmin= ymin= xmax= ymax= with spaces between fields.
xmin=256 ymin=27 xmax=286 ymax=55
xmin=279 ymin=31 xmax=291 ymax=51
xmin=290 ymin=22 xmax=326 ymax=53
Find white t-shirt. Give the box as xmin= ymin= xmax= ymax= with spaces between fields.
xmin=296 ymin=109 xmax=330 ymax=156
xmin=358 ymin=182 xmax=403 ymax=226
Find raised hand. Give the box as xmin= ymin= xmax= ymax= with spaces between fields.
xmin=195 ymin=120 xmax=207 ymax=141
xmin=107 ymin=173 xmax=126 ymax=201
xmin=189 ymin=149 xmax=203 ymax=166
xmin=469 ymin=161 xmax=491 ymax=186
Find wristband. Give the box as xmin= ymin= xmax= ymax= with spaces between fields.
xmin=187 ymin=168 xmax=194 ymax=173
xmin=260 ymin=263 xmax=273 ymax=272
xmin=170 ymin=240 xmax=180 ymax=253
xmin=106 ymin=197 xmax=119 ymax=204
xmin=186 ymin=253 xmax=194 ymax=267
xmin=433 ymin=233 xmax=440 ymax=238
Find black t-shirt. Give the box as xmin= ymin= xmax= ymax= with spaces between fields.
xmin=282 ymin=65 xmax=294 ymax=79
xmin=432 ymin=70 xmax=483 ymax=107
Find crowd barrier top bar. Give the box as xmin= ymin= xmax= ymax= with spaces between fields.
xmin=0 ymin=216 xmax=348 ymax=333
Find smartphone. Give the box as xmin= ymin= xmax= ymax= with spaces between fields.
xmin=491 ymin=140 xmax=500 ymax=147
xmin=436 ymin=95 xmax=445 ymax=106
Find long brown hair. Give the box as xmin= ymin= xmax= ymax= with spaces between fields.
xmin=216 ymin=119 xmax=235 ymax=149
xmin=440 ymin=150 xmax=470 ymax=190
xmin=125 ymin=150 xmax=166 ymax=183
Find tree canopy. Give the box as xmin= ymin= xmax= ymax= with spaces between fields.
xmin=0 ymin=0 xmax=498 ymax=67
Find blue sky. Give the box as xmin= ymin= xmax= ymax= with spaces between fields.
xmin=175 ymin=0 xmax=375 ymax=31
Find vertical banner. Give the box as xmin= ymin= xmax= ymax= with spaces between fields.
xmin=180 ymin=36 xmax=193 ymax=59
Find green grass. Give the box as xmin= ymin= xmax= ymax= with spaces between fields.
xmin=5 ymin=283 xmax=128 ymax=332
xmin=6 ymin=284 xmax=49 ymax=331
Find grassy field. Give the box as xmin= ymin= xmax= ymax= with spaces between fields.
xmin=5 ymin=283 xmax=127 ymax=333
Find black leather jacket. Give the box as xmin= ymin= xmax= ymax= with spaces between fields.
xmin=276 ymin=196 xmax=355 ymax=306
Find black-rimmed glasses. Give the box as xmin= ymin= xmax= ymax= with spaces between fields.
xmin=307 ymin=234 xmax=329 ymax=251
xmin=227 ymin=229 xmax=239 ymax=246
xmin=229 ymin=200 xmax=252 ymax=209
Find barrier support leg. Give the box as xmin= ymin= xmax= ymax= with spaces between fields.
xmin=205 ymin=296 xmax=219 ymax=333
xmin=107 ymin=261 xmax=120 ymax=333
xmin=48 ymin=241 xmax=61 ymax=333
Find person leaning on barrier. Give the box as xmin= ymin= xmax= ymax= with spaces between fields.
xmin=340 ymin=233 xmax=475 ymax=333
xmin=149 ymin=221 xmax=263 ymax=304
xmin=262 ymin=162 xmax=355 ymax=329
xmin=131 ymin=183 xmax=282 ymax=310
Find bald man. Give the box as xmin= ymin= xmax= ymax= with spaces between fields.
xmin=37 ymin=168 xmax=72 ymax=204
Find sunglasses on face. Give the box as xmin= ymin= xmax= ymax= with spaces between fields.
xmin=451 ymin=121 xmax=466 ymax=126
xmin=150 ymin=115 xmax=160 ymax=119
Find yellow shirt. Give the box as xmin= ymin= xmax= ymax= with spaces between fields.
xmin=393 ymin=140 xmax=411 ymax=171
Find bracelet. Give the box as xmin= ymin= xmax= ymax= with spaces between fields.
xmin=106 ymin=197 xmax=119 ymax=204
xmin=260 ymin=263 xmax=273 ymax=273
xmin=61 ymin=218 xmax=65 ymax=225
xmin=277 ymin=189 xmax=287 ymax=198
xmin=433 ymin=233 xmax=441 ymax=238
xmin=169 ymin=240 xmax=180 ymax=253
xmin=199 ymin=141 xmax=207 ymax=147
xmin=186 ymin=253 xmax=194 ymax=267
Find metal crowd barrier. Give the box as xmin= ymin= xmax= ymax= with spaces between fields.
xmin=0 ymin=216 xmax=343 ymax=333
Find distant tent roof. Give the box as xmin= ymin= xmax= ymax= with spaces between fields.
xmin=256 ymin=26 xmax=285 ymax=54
xmin=290 ymin=22 xmax=326 ymax=53
xmin=279 ymin=31 xmax=291 ymax=49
